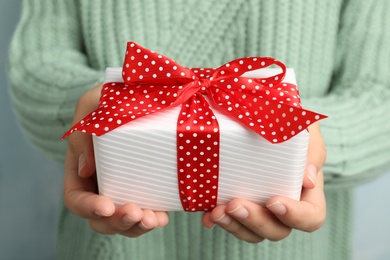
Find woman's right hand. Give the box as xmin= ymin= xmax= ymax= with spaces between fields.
xmin=63 ymin=84 xmax=169 ymax=237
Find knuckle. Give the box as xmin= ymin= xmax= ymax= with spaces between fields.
xmin=267 ymin=228 xmax=292 ymax=242
xmin=77 ymin=87 xmax=101 ymax=110
xmin=320 ymin=144 xmax=327 ymax=163
xmin=128 ymin=225 xmax=154 ymax=237
xmin=228 ymin=227 xmax=265 ymax=244
xmin=247 ymin=217 xmax=267 ymax=231
xmin=88 ymin=219 xmax=117 ymax=235
xmin=157 ymin=214 xmax=170 ymax=227
xmin=223 ymin=222 xmax=241 ymax=235
xmin=77 ymin=91 xmax=92 ymax=108
xmin=304 ymin=210 xmax=326 ymax=233
xmin=63 ymin=191 xmax=73 ymax=211
xmin=88 ymin=220 xmax=104 ymax=234
xmin=218 ymin=220 xmax=248 ymax=239
xmin=306 ymin=216 xmax=326 ymax=232
xmin=120 ymin=232 xmax=140 ymax=238
xmin=67 ymin=135 xmax=77 ymax=149
xmin=228 ymin=198 xmax=248 ymax=208
xmin=243 ymin=236 xmax=265 ymax=244
xmin=119 ymin=228 xmax=144 ymax=238
xmin=63 ymin=189 xmax=79 ymax=214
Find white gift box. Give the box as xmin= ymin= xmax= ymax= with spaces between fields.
xmin=93 ymin=68 xmax=308 ymax=211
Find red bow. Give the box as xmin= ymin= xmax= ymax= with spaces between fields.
xmin=62 ymin=42 xmax=326 ymax=211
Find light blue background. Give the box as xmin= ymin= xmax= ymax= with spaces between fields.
xmin=1 ymin=1 xmax=389 ymax=259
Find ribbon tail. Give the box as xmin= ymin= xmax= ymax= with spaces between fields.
xmin=176 ymin=93 xmax=220 ymax=212
xmin=61 ymin=108 xmax=113 ymax=140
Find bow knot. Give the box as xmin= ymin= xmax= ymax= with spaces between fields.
xmin=199 ymin=78 xmax=212 ymax=94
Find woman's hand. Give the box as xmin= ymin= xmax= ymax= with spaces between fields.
xmin=63 ymin=84 xmax=169 ymax=237
xmin=201 ymin=123 xmax=326 ymax=243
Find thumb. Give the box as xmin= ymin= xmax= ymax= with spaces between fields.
xmin=72 ymin=132 xmax=95 ymax=178
xmin=67 ymin=130 xmax=95 ymax=178
xmin=302 ymin=123 xmax=326 ymax=189
xmin=67 ymin=84 xmax=102 ymax=178
xmin=267 ymin=171 xmax=326 ymax=232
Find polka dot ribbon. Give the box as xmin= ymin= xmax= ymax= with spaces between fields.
xmin=62 ymin=42 xmax=327 ymax=212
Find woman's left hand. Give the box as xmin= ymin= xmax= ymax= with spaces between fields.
xmin=201 ymin=123 xmax=326 ymax=243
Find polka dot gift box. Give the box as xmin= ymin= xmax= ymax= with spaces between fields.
xmin=63 ymin=42 xmax=326 ymax=212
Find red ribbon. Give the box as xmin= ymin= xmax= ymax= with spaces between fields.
xmin=62 ymin=42 xmax=326 ymax=212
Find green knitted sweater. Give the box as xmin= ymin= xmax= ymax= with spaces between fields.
xmin=8 ymin=0 xmax=390 ymax=259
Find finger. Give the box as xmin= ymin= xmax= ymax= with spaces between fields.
xmin=67 ymin=84 xmax=103 ymax=178
xmin=201 ymin=211 xmax=215 ymax=229
xmin=154 ymin=211 xmax=170 ymax=227
xmin=210 ymin=205 xmax=265 ymax=243
xmin=120 ymin=209 xmax=160 ymax=238
xmin=302 ymin=123 xmax=326 ymax=189
xmin=139 ymin=209 xmax=159 ymax=229
xmin=89 ymin=203 xmax=144 ymax=234
xmin=225 ymin=199 xmax=291 ymax=241
xmin=302 ymin=164 xmax=318 ymax=189
xmin=118 ymin=203 xmax=144 ymax=229
xmin=266 ymin=171 xmax=326 ymax=232
xmin=89 ymin=207 xmax=164 ymax=237
xmin=64 ymin=149 xmax=115 ymax=219
xmin=67 ymin=131 xmax=95 ymax=178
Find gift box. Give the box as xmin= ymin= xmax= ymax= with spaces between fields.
xmin=63 ymin=42 xmax=326 ymax=212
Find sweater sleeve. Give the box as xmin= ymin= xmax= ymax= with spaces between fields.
xmin=8 ymin=0 xmax=104 ymax=162
xmin=303 ymin=0 xmax=390 ymax=189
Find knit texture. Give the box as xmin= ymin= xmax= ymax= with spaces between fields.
xmin=7 ymin=0 xmax=390 ymax=259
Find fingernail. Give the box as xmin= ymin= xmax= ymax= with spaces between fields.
xmin=122 ymin=215 xmax=137 ymax=225
xmin=227 ymin=205 xmax=249 ymax=219
xmin=266 ymin=201 xmax=287 ymax=215
xmin=139 ymin=221 xmax=152 ymax=230
xmin=214 ymin=214 xmax=232 ymax=226
xmin=78 ymin=154 xmax=87 ymax=176
xmin=307 ymin=164 xmax=317 ymax=186
xmin=94 ymin=210 xmax=111 ymax=217
xmin=204 ymin=223 xmax=216 ymax=229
